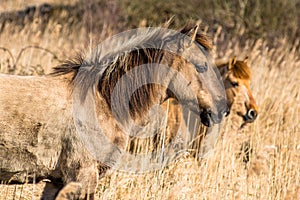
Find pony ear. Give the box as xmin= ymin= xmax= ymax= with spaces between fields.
xmin=228 ymin=56 xmax=237 ymax=70
xmin=184 ymin=20 xmax=202 ymax=47
xmin=162 ymin=16 xmax=175 ymax=28
xmin=243 ymin=56 xmax=249 ymax=64
xmin=181 ymin=24 xmax=199 ymax=50
xmin=190 ymin=20 xmax=201 ymax=42
xmin=190 ymin=25 xmax=199 ymax=42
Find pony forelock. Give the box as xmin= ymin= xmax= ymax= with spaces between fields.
xmin=232 ymin=60 xmax=251 ymax=79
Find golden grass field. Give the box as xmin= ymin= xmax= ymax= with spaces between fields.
xmin=0 ymin=0 xmax=299 ymax=199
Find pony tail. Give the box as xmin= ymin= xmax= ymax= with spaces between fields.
xmin=51 ymin=53 xmax=85 ymax=80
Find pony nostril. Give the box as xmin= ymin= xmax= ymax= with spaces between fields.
xmin=200 ymin=109 xmax=213 ymax=127
xmin=247 ymin=109 xmax=257 ymax=120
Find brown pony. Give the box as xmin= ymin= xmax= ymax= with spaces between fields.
xmin=216 ymin=56 xmax=258 ymax=126
xmin=0 ymin=25 xmax=227 ymax=199
xmin=156 ymin=56 xmax=259 ymax=158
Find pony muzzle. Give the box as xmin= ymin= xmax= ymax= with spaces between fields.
xmin=200 ymin=109 xmax=222 ymax=127
xmin=200 ymin=102 xmax=228 ymax=127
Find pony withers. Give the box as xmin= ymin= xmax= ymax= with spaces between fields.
xmin=0 ymin=25 xmax=227 ymax=199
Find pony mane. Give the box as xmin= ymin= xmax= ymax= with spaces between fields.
xmin=216 ymin=58 xmax=251 ymax=79
xmin=52 ymin=24 xmax=212 ymax=122
xmin=97 ymin=48 xmax=166 ymax=121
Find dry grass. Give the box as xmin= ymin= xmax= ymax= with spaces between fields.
xmin=0 ymin=1 xmax=299 ymax=200
xmin=0 ymin=9 xmax=91 ymax=75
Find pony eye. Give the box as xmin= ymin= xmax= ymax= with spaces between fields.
xmin=231 ymin=81 xmax=239 ymax=87
xmin=195 ymin=62 xmax=208 ymax=73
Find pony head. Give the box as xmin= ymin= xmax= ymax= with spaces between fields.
xmin=217 ymin=56 xmax=258 ymax=125
xmin=175 ymin=24 xmax=228 ymax=126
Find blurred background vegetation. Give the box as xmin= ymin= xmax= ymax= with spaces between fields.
xmin=1 ymin=0 xmax=299 ymax=47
